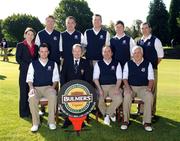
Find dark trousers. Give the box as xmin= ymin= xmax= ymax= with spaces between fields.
xmin=19 ymin=69 xmax=30 ymax=117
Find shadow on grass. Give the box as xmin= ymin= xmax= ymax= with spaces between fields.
xmin=0 ymin=60 xmax=17 ymax=64
xmin=30 ymin=114 xmax=180 ymax=141
xmin=0 ymin=75 xmax=7 ymax=80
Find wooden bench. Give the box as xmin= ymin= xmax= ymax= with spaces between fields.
xmin=39 ymin=97 xmax=59 ymax=124
xmin=95 ymin=97 xmax=144 ymax=126
xmin=116 ymin=97 xmax=144 ymax=125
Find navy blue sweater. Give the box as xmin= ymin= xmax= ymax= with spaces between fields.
xmin=38 ymin=29 xmax=61 ymax=64
xmin=127 ymin=60 xmax=149 ymax=86
xmin=110 ymin=35 xmax=131 ymax=67
xmin=32 ymin=60 xmax=54 ymax=86
xmin=85 ymin=29 xmax=107 ymax=60
xmin=137 ymin=36 xmax=158 ymax=69
xmin=62 ymin=30 xmax=81 ymax=61
xmin=98 ymin=60 xmax=118 ymax=85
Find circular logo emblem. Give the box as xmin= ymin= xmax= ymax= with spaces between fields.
xmin=58 ymin=80 xmax=96 ymax=117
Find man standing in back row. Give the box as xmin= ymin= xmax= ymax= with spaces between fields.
xmin=137 ymin=22 xmax=164 ymax=117
xmin=110 ymin=20 xmax=136 ymax=68
xmin=61 ymin=16 xmax=84 ymax=63
xmin=35 ymin=15 xmax=62 ymax=67
xmin=83 ymin=14 xmax=110 ymax=65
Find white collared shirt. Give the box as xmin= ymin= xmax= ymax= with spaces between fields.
xmin=26 ymin=58 xmax=60 ymax=83
xmin=141 ymin=34 xmax=164 ymax=58
xmin=35 ymin=28 xmax=63 ymax=52
xmin=93 ymin=59 xmax=122 ymax=80
xmin=44 ymin=28 xmax=53 ymax=35
xmin=83 ymin=28 xmax=110 ymax=47
xmin=123 ymin=59 xmax=154 ymax=80
xmin=73 ymin=58 xmax=80 ymax=65
xmin=66 ymin=30 xmax=74 ymax=35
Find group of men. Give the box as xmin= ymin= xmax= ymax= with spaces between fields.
xmin=25 ymin=14 xmax=164 ymax=132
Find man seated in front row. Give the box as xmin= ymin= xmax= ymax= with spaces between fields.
xmin=26 ymin=43 xmax=59 ymax=132
xmin=93 ymin=46 xmax=123 ymax=126
xmin=60 ymin=43 xmax=92 ymax=128
xmin=121 ymin=46 xmax=154 ymax=132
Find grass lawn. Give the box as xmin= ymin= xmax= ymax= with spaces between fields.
xmin=0 ymin=55 xmax=180 ymax=141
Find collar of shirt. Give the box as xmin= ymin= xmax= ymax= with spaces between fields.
xmin=23 ymin=40 xmax=35 ymax=57
xmin=45 ymin=28 xmax=54 ymax=35
xmin=66 ymin=30 xmax=75 ymax=35
xmin=92 ymin=28 xmax=101 ymax=35
xmin=132 ymin=58 xmax=144 ymax=66
xmin=2 ymin=41 xmax=6 ymax=46
xmin=114 ymin=33 xmax=125 ymax=39
xmin=103 ymin=59 xmax=112 ymax=65
xmin=39 ymin=58 xmax=49 ymax=67
xmin=141 ymin=34 xmax=152 ymax=42
xmin=73 ymin=58 xmax=80 ymax=65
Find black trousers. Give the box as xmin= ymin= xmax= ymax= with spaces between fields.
xmin=19 ymin=68 xmax=30 ymax=117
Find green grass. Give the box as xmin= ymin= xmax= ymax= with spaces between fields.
xmin=0 ymin=56 xmax=180 ymax=141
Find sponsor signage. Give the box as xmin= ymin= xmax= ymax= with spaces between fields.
xmin=59 ymin=80 xmax=96 ymax=117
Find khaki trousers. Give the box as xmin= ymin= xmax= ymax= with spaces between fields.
xmin=123 ymin=86 xmax=153 ymax=123
xmin=139 ymin=70 xmax=157 ymax=115
xmin=29 ymin=86 xmax=57 ymax=125
xmin=3 ymin=48 xmax=9 ymax=61
xmin=152 ymin=69 xmax=158 ymax=115
xmin=98 ymin=85 xmax=123 ymax=117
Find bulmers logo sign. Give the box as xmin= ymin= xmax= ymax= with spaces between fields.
xmin=59 ymin=80 xmax=96 ymax=117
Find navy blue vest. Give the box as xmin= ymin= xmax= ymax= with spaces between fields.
xmin=86 ymin=29 xmax=107 ymax=60
xmin=98 ymin=60 xmax=118 ymax=85
xmin=62 ymin=30 xmax=81 ymax=61
xmin=127 ymin=60 xmax=149 ymax=86
xmin=110 ymin=35 xmax=131 ymax=67
xmin=137 ymin=36 xmax=158 ymax=69
xmin=38 ymin=29 xmax=61 ymax=64
xmin=32 ymin=60 xmax=54 ymax=86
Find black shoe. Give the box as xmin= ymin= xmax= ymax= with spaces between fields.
xmin=61 ymin=119 xmax=72 ymax=129
xmin=41 ymin=107 xmax=45 ymax=113
xmin=20 ymin=113 xmax=31 ymax=118
xmin=86 ymin=115 xmax=91 ymax=124
xmin=20 ymin=116 xmax=29 ymax=118
xmin=152 ymin=115 xmax=159 ymax=123
xmin=82 ymin=122 xmax=86 ymax=128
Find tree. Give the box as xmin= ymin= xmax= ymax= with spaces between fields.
xmin=147 ymin=0 xmax=170 ymax=45
xmin=2 ymin=14 xmax=44 ymax=44
xmin=169 ymin=0 xmax=180 ymax=44
xmin=0 ymin=20 xmax=3 ymax=41
xmin=124 ymin=26 xmax=132 ymax=37
xmin=131 ymin=19 xmax=142 ymax=39
xmin=54 ymin=0 xmax=93 ymax=33
xmin=105 ymin=21 xmax=115 ymax=37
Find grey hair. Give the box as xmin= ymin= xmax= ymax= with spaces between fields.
xmin=132 ymin=46 xmax=143 ymax=54
xmin=72 ymin=44 xmax=82 ymax=50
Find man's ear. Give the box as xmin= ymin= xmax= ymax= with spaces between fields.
xmin=149 ymin=27 xmax=152 ymax=33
